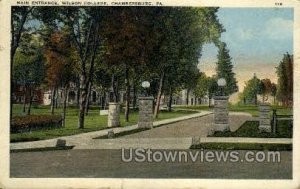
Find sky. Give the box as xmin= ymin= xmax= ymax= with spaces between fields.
xmin=198 ymin=8 xmax=293 ymax=92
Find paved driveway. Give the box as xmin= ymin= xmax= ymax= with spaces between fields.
xmin=122 ymin=112 xmax=253 ymax=138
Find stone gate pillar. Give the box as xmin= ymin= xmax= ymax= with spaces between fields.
xmin=138 ymin=97 xmax=154 ymax=129
xmin=108 ymin=102 xmax=120 ymax=127
xmin=214 ymin=96 xmax=230 ymax=132
xmin=258 ymin=104 xmax=271 ymax=132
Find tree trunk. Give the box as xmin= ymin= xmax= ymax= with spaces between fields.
xmin=111 ymin=74 xmax=119 ymax=103
xmin=55 ymin=87 xmax=58 ymax=109
xmin=186 ymin=89 xmax=190 ymax=105
xmin=115 ymin=80 xmax=119 ymax=103
xmin=76 ymin=86 xmax=80 ymax=108
xmin=124 ymin=66 xmax=130 ymax=122
xmin=62 ymin=87 xmax=68 ymax=127
xmin=208 ymin=97 xmax=211 ymax=107
xmin=22 ymin=85 xmax=27 ymax=113
xmin=167 ymin=87 xmax=173 ymax=112
xmin=154 ymin=72 xmax=165 ymax=118
xmin=85 ymin=81 xmax=92 ymax=116
xmin=27 ymin=87 xmax=33 ymax=115
xmin=74 ymin=18 xmax=100 ymax=129
xmin=78 ymin=75 xmax=88 ymax=129
xmin=133 ymin=83 xmax=137 ymax=109
xmin=254 ymin=94 xmax=257 ymax=105
xmin=50 ymin=87 xmax=56 ymax=115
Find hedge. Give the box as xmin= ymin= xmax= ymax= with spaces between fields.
xmin=11 ymin=115 xmax=63 ymax=133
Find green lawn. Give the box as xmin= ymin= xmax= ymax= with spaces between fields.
xmin=211 ymin=120 xmax=292 ymax=138
xmin=228 ymin=104 xmax=292 ymax=117
xmin=11 ymin=104 xmax=196 ymax=142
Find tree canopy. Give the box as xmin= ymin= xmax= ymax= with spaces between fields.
xmin=12 ymin=6 xmax=226 ymax=127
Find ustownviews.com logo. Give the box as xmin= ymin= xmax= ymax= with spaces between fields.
xmin=121 ymin=148 xmax=281 ymax=163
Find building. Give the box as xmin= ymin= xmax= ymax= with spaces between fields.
xmin=12 ymin=84 xmax=43 ymax=104
xmin=160 ymin=89 xmax=212 ymax=108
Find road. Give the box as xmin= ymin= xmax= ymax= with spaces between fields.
xmin=10 ymin=149 xmax=292 ymax=179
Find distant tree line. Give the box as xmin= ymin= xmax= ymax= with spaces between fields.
xmin=239 ymin=53 xmax=293 ymax=106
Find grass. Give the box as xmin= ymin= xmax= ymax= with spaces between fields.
xmin=211 ymin=120 xmax=293 ymax=138
xmin=10 ymin=104 xmax=197 ymax=142
xmin=190 ymin=143 xmax=292 ymax=151
xmin=228 ymin=104 xmax=292 ymax=117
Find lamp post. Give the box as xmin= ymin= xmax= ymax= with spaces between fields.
xmin=213 ymin=77 xmax=229 ymax=132
xmin=138 ymin=81 xmax=153 ymax=129
xmin=142 ymin=81 xmax=150 ymax=96
xmin=217 ymin=78 xmax=226 ymax=96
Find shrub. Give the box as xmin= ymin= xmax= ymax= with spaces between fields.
xmin=11 ymin=115 xmax=63 ymax=133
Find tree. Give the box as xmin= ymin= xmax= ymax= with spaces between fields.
xmin=276 ymin=53 xmax=293 ymax=106
xmin=13 ymin=52 xmax=32 ymax=113
xmin=193 ymin=72 xmax=209 ymax=102
xmin=270 ymin=83 xmax=277 ymax=104
xmin=100 ymin=7 xmax=224 ymax=119
xmin=58 ymin=7 xmax=104 ymax=129
xmin=11 ymin=7 xmax=35 ymax=64
xmin=11 ymin=7 xmax=36 ymax=116
xmin=44 ymin=31 xmax=75 ymax=125
xmin=13 ymin=7 xmax=224 ymax=127
xmin=149 ymin=7 xmax=224 ymax=118
xmin=102 ymin=7 xmax=150 ymax=122
xmin=207 ymin=77 xmax=218 ymax=107
xmin=240 ymin=74 xmax=260 ymax=105
xmin=215 ymin=42 xmax=238 ymax=95
xmin=12 ymin=27 xmax=46 ymax=115
xmin=258 ymin=78 xmax=272 ymax=103
xmin=13 ymin=49 xmax=45 ymax=115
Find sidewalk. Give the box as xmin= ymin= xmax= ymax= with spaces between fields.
xmin=10 ymin=110 xmax=212 ymax=150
